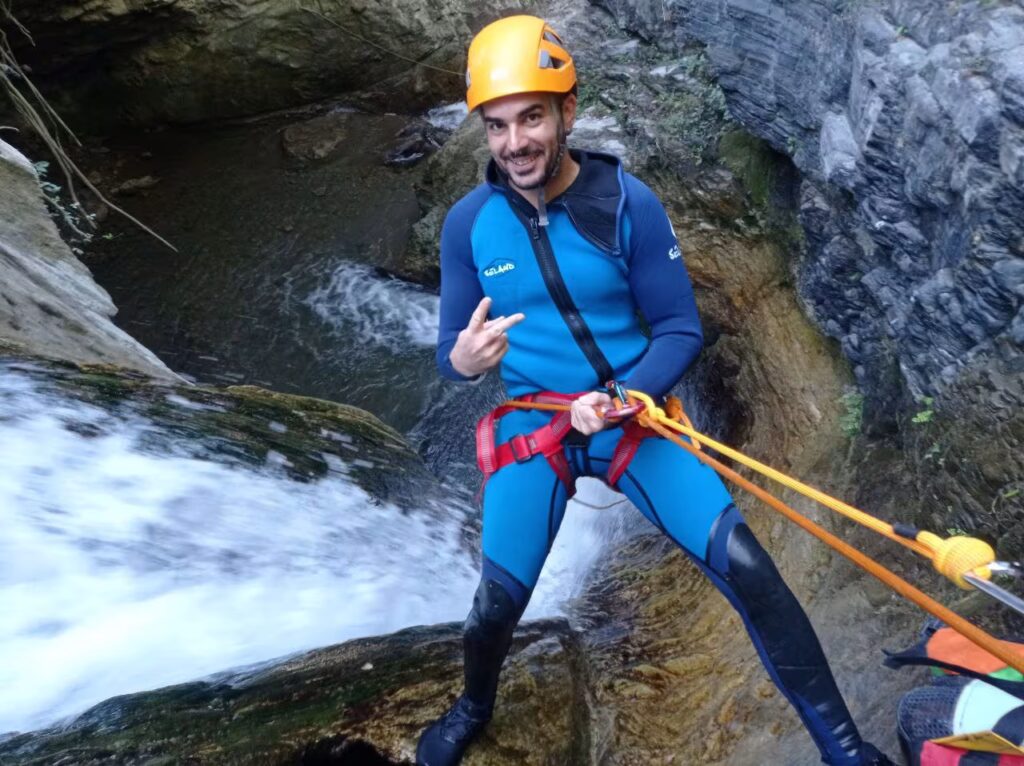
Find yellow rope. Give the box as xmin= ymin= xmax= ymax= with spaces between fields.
xmin=500 ymin=391 xmax=999 ymax=587
xmin=628 ymin=390 xmax=935 ymax=556
xmin=494 ymin=389 xmax=1017 ymax=671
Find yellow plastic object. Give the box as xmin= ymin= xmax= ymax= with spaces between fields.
xmin=917 ymin=532 xmax=996 ymax=589
xmin=933 ymin=732 xmax=1024 ymax=756
xmin=465 ymin=15 xmax=576 ymax=111
xmin=496 ymin=389 xmax=1024 ymax=675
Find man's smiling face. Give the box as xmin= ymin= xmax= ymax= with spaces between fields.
xmin=481 ymin=92 xmax=575 ymax=191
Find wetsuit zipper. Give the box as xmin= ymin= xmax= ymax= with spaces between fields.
xmin=517 ymin=211 xmax=615 ymax=386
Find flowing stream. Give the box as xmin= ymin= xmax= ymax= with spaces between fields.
xmin=0 ymin=356 xmax=635 ymax=735
xmin=1 ymin=104 xmax=643 ymax=733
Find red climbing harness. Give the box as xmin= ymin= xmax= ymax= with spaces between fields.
xmin=475 ymin=388 xmax=696 ymax=496
xmin=476 ymin=391 xmax=581 ymax=497
xmin=605 ymin=419 xmax=657 ymax=487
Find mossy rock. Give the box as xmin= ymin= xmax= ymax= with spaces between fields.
xmin=0 ymin=620 xmax=586 ymax=765
xmin=0 ymin=352 xmax=436 ymax=510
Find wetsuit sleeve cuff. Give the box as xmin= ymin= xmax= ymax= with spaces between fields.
xmin=440 ymin=353 xmax=485 ymax=384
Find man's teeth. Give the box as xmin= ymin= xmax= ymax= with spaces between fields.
xmin=511 ymin=155 xmax=536 ymax=166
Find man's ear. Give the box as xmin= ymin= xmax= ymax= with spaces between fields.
xmin=561 ymin=92 xmax=578 ymax=135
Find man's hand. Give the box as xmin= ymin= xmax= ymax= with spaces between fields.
xmin=570 ymin=391 xmax=614 ymax=435
xmin=450 ymin=297 xmax=525 ymax=378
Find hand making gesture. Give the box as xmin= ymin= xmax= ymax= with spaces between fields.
xmin=449 ymin=297 xmax=525 ymax=378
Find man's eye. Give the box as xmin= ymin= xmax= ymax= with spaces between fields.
xmin=525 ymin=113 xmax=542 ymax=124
xmin=488 ymin=123 xmax=504 ymax=132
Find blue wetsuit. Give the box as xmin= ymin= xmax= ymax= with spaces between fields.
xmin=434 ymin=150 xmax=865 ymax=766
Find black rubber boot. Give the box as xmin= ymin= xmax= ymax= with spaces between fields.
xmin=416 ymin=574 xmax=526 ymax=766
xmin=415 ymin=694 xmax=492 ymax=766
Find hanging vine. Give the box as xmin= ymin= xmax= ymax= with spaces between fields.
xmin=0 ymin=1 xmax=176 ymax=251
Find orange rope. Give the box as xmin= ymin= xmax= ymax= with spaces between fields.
xmin=496 ymin=394 xmax=1023 ymax=674
xmin=632 ymin=397 xmax=933 ymax=558
xmin=643 ymin=417 xmax=1024 ymax=677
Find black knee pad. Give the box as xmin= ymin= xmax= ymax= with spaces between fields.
xmin=710 ymin=511 xmax=862 ymax=759
xmin=465 ymin=578 xmax=520 ymax=637
xmin=726 ymin=523 xmax=800 ymax=617
xmin=707 ymin=505 xmax=805 ymax=629
xmin=720 ymin=518 xmax=826 ymax=668
xmin=462 ymin=578 xmax=523 ymax=707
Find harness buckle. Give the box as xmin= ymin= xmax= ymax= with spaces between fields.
xmin=509 ymin=434 xmax=534 ymax=463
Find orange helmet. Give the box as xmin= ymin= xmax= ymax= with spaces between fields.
xmin=465 ymin=15 xmax=576 ymax=112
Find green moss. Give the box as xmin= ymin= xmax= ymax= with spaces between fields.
xmin=718 ymin=131 xmax=776 ymax=211
xmin=716 ymin=129 xmax=807 ymax=248
xmin=224 ymin=385 xmax=409 ymax=452
xmin=839 ymin=390 xmax=864 ymax=438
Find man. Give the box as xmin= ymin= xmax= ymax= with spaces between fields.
xmin=418 ymin=15 xmax=893 ymax=766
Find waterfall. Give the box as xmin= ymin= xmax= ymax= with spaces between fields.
xmin=0 ymin=361 xmax=636 ymax=734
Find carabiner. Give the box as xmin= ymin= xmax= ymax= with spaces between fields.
xmin=606 ymin=380 xmax=629 ymax=406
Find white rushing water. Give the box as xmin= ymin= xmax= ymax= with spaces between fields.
xmin=425 ymin=102 xmax=469 ymax=132
xmin=305 ymin=261 xmax=439 ymax=352
xmin=0 ymin=366 xmax=631 ymax=734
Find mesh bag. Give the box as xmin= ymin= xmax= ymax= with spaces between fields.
xmin=897 ymin=676 xmax=972 ymax=766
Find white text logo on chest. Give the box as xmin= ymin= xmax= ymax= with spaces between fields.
xmin=483 ymin=260 xmax=517 ymax=278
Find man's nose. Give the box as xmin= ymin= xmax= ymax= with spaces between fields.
xmin=507 ymin=124 xmax=528 ymax=153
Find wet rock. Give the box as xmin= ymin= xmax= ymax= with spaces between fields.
xmin=0 ymin=619 xmax=584 ymax=765
xmin=387 ymin=115 xmax=491 ymax=285
xmin=0 ymin=138 xmax=176 ymax=380
xmin=281 ymin=112 xmax=356 ymax=162
xmin=383 ymin=118 xmax=449 ymax=168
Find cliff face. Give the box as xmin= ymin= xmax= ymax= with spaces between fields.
xmin=597 ymin=0 xmax=1023 ymax=416
xmin=3 ymin=0 xmax=515 ymax=128
xmin=0 ymin=139 xmax=176 ymax=379
xmin=595 ymin=0 xmax=1024 ymax=550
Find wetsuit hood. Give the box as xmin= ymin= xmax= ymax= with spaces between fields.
xmin=485 ymin=149 xmax=626 ymax=255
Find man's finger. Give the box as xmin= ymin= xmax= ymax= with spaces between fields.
xmin=488 ymin=313 xmax=526 ymax=335
xmin=468 ymin=297 xmax=492 ymax=329
xmin=482 ymin=316 xmax=506 ymax=329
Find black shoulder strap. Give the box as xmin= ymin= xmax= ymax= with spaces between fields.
xmin=884 ymin=649 xmax=1024 ymax=700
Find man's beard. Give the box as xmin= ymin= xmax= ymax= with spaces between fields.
xmin=506 ymin=143 xmax=564 ymax=191
xmin=503 ymin=123 xmax=567 ymax=191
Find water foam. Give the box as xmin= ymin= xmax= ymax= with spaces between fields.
xmin=0 ymin=368 xmax=634 ymax=733
xmin=305 ymin=262 xmax=439 ymax=352
xmin=425 ymin=102 xmax=468 ymax=132
xmin=0 ymin=370 xmax=475 ymax=733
